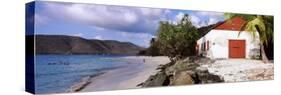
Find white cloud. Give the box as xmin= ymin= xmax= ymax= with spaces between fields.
xmin=39 ymin=2 xmax=171 ymax=34
xmin=175 ymin=12 xmax=184 ymax=24
xmin=195 ymin=11 xmax=224 ymax=26
xmin=94 ymin=35 xmax=103 ymax=40
xmin=190 ymin=15 xmax=201 ymax=27
xmin=120 ymin=32 xmax=155 ymax=47
xmin=120 ymin=32 xmax=154 ymax=39
xmin=140 ymin=8 xmax=170 ymax=20
xmin=34 ymin=14 xmax=49 ymax=25
xmin=73 ymin=33 xmax=84 ymax=37
xmin=94 ymin=26 xmax=105 ymax=31
xmin=174 ymin=12 xmax=202 ymax=27
xmin=173 ymin=11 xmax=224 ymax=28
xmin=188 ymin=11 xmax=224 ymax=28
xmin=208 ymin=17 xmax=220 ymax=25
xmin=196 ymin=11 xmax=224 ymax=17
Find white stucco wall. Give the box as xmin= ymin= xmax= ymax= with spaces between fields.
xmin=197 ymin=29 xmax=260 ymax=59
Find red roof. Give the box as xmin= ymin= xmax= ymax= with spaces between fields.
xmin=214 ymin=17 xmax=246 ymax=31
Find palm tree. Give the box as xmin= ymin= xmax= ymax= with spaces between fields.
xmin=224 ymin=13 xmax=273 ymax=63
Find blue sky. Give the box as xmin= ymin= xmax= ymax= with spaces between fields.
xmin=32 ymin=1 xmax=225 ymax=47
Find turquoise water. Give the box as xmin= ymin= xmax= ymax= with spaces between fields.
xmin=35 ymin=55 xmax=141 ymax=93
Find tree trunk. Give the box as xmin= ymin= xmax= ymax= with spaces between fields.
xmin=255 ymin=25 xmax=269 ymax=63
xmin=260 ymin=43 xmax=269 ymax=63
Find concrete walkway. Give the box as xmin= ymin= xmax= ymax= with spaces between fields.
xmin=200 ymin=59 xmax=274 ymax=82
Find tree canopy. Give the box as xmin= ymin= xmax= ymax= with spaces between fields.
xmin=155 ymin=14 xmax=199 ymax=61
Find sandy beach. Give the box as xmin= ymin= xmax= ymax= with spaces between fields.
xmin=67 ymin=56 xmax=170 ymax=92
xmin=200 ymin=59 xmax=274 ymax=82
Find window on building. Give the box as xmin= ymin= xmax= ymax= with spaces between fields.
xmin=203 ymin=42 xmax=206 ymax=51
xmin=201 ymin=43 xmax=204 ymax=51
xmin=207 ymin=41 xmax=209 ymax=50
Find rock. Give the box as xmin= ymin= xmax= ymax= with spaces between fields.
xmin=165 ymin=59 xmax=199 ymax=76
xmin=156 ymin=64 xmax=164 ymax=70
xmin=196 ymin=67 xmax=208 ymax=73
xmin=164 ymin=65 xmax=175 ymax=76
xmin=140 ymin=56 xmax=224 ymax=87
xmin=141 ymin=71 xmax=170 ymax=87
xmin=156 ymin=62 xmax=174 ymax=70
xmin=170 ymin=71 xmax=194 ymax=85
xmin=196 ymin=67 xmax=224 ymax=83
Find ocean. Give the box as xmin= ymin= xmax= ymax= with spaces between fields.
xmin=35 ymin=55 xmax=144 ymax=93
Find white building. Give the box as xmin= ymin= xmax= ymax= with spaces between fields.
xmin=196 ymin=17 xmax=260 ymax=59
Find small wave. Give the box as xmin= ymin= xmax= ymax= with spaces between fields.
xmin=36 ymin=66 xmax=123 ymax=77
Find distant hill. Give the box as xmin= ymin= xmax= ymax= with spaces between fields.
xmin=28 ymin=35 xmax=145 ymax=55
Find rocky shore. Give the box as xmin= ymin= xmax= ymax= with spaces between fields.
xmin=139 ymin=57 xmax=274 ymax=87
xmin=138 ymin=56 xmax=223 ymax=87
xmin=68 ymin=56 xmax=274 ymax=92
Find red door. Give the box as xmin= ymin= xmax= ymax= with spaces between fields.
xmin=229 ymin=40 xmax=245 ymax=58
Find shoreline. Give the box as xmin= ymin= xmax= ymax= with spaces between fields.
xmin=66 ymin=56 xmax=274 ymax=93
xmin=67 ymin=56 xmax=170 ymax=92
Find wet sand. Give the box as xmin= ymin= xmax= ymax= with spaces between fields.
xmin=67 ymin=56 xmax=170 ymax=92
